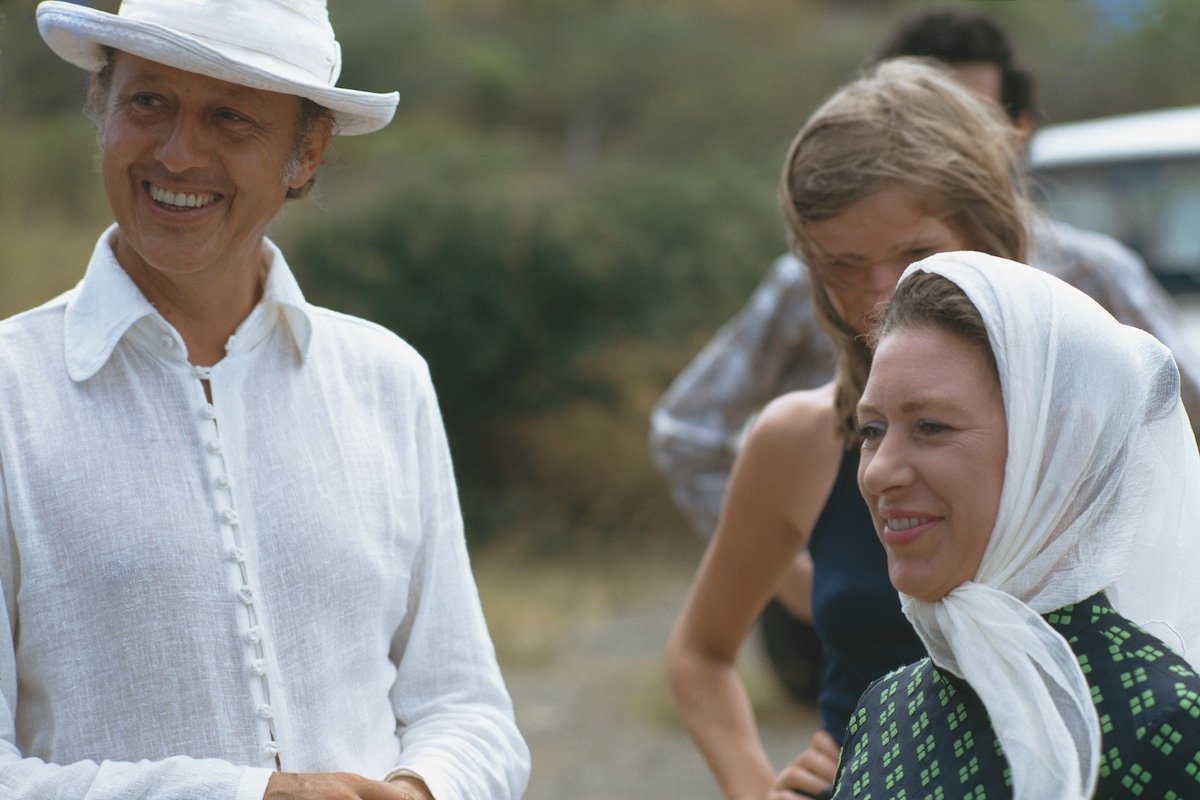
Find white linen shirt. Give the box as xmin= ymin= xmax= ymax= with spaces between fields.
xmin=0 ymin=226 xmax=529 ymax=800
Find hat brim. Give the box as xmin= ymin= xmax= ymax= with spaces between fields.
xmin=37 ymin=1 xmax=398 ymax=135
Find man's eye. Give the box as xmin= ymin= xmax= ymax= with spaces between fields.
xmin=132 ymin=94 xmax=160 ymax=107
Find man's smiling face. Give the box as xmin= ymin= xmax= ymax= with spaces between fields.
xmin=97 ymin=51 xmax=326 ymax=284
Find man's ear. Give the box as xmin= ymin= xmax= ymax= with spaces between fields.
xmin=1014 ymin=110 xmax=1037 ymax=153
xmin=288 ymin=116 xmax=334 ymax=191
xmin=90 ymin=73 xmax=107 ymax=146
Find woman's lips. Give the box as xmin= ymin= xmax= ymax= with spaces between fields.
xmin=880 ymin=514 xmax=939 ymax=547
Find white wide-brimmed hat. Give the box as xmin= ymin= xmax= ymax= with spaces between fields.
xmin=37 ymin=0 xmax=399 ymax=135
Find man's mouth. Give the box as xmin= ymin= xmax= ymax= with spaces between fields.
xmin=148 ymin=183 xmax=219 ymax=210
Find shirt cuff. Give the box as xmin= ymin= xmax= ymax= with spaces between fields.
xmin=385 ymin=767 xmax=433 ymax=796
xmin=237 ymin=766 xmax=274 ymax=800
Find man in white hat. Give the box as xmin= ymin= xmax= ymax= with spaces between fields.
xmin=0 ymin=2 xmax=530 ymax=799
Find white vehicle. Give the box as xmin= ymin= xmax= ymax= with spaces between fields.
xmin=1028 ymin=105 xmax=1200 ymax=335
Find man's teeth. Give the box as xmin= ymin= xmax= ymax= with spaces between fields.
xmin=888 ymin=517 xmax=929 ymax=531
xmin=149 ymin=184 xmax=217 ymax=208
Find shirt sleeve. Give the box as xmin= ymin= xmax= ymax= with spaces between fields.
xmin=1031 ymin=219 xmax=1200 ymax=440
xmin=0 ymin=507 xmax=272 ymax=800
xmin=385 ymin=362 xmax=530 ymax=800
xmin=648 ymin=254 xmax=835 ymax=536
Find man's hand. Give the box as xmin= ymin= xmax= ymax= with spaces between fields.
xmin=388 ymin=774 xmax=435 ymax=800
xmin=766 ymin=728 xmax=839 ymax=799
xmin=265 ymin=771 xmax=431 ymax=799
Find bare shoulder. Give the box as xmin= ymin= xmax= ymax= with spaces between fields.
xmin=730 ymin=383 xmax=842 ymax=527
xmin=747 ymin=383 xmax=838 ymax=454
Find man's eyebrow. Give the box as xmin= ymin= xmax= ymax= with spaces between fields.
xmin=123 ymin=70 xmax=270 ymax=104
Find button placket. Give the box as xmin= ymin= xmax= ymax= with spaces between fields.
xmin=198 ymin=381 xmax=282 ymax=766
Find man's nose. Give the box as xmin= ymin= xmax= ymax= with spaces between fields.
xmin=156 ymin=114 xmax=212 ymax=174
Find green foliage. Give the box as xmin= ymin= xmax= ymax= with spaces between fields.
xmin=283 ymin=139 xmax=783 ymax=505
xmin=294 ymin=171 xmax=621 ymax=432
xmin=6 ymin=0 xmax=1200 ymax=551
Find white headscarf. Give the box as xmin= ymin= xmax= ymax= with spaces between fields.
xmin=895 ymin=251 xmax=1200 ymax=800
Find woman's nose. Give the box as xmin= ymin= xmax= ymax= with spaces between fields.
xmin=865 ymin=261 xmax=910 ymax=294
xmin=859 ymin=433 xmax=914 ymax=498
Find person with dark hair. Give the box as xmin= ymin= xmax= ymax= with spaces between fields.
xmin=651 ymin=4 xmax=1200 ymax=716
xmin=872 ymin=6 xmax=1038 ymax=134
xmin=837 ymin=252 xmax=1200 ymax=799
xmin=0 ymin=2 xmax=530 ymax=798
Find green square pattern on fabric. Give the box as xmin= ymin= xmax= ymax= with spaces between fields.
xmin=831 ymin=594 xmax=1200 ymax=800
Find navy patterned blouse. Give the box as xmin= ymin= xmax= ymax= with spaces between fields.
xmin=832 ymin=593 xmax=1200 ymax=800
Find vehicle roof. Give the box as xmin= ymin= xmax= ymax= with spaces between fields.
xmin=1028 ymin=104 xmax=1200 ymax=170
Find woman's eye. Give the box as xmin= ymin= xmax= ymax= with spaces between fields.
xmin=856 ymin=421 xmax=884 ymax=441
xmin=916 ymin=420 xmax=949 ymax=435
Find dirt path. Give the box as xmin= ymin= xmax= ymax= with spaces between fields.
xmin=478 ymin=553 xmax=821 ymax=799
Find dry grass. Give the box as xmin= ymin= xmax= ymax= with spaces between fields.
xmin=472 ymin=536 xmax=701 ymax=663
xmin=473 ymin=538 xmax=808 ymax=725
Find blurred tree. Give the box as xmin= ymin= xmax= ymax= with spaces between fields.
xmin=284 ymin=143 xmax=782 ymax=498
xmin=7 ymin=0 xmax=1200 ymax=550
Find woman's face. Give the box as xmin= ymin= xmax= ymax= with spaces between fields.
xmin=807 ymin=188 xmax=967 ymax=334
xmin=856 ymin=325 xmax=1007 ymax=602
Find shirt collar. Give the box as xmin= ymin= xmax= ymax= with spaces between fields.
xmin=64 ymin=224 xmax=315 ymax=381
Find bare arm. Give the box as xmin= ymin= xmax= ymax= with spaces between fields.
xmin=666 ymin=387 xmax=841 ymax=800
xmin=773 ymin=550 xmax=815 ymax=623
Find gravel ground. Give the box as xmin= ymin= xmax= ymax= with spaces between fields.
xmin=481 ymin=555 xmax=822 ymax=800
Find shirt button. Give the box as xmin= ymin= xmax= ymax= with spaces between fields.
xmin=243 ymin=627 xmax=263 ymax=645
xmin=160 ymin=334 xmax=176 ymax=349
xmin=192 ymin=365 xmax=212 ymax=380
xmin=200 ymin=404 xmax=217 ymax=421
xmin=215 ymin=474 xmax=232 ymax=490
xmin=255 ymin=704 xmax=274 ymax=720
xmin=249 ymin=659 xmax=268 ymax=677
xmin=206 ymin=439 xmax=222 ymax=454
xmin=238 ymin=585 xmax=254 ymax=605
xmin=227 ymin=546 xmax=246 ymax=563
xmin=261 ymin=742 xmax=280 ymax=758
xmin=220 ymin=509 xmax=239 ymax=526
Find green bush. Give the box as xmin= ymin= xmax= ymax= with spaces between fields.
xmin=8 ymin=0 xmax=1200 ymax=553
xmin=287 ymin=147 xmax=784 ymax=522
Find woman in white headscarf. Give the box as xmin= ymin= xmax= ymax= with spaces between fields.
xmin=838 ymin=250 xmax=1200 ymax=799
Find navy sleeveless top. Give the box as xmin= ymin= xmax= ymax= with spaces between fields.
xmin=807 ymin=445 xmax=925 ymax=743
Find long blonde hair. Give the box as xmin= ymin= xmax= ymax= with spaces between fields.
xmin=780 ymin=57 xmax=1028 ymax=439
